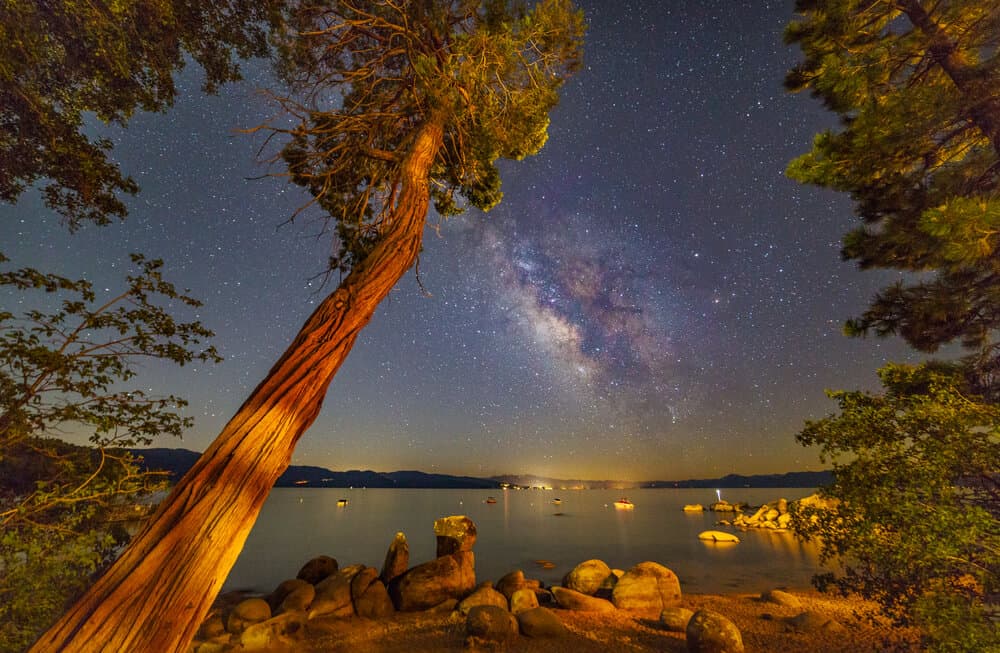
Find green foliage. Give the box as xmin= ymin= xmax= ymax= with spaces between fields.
xmin=0 ymin=255 xmax=220 ymax=651
xmin=785 ymin=0 xmax=1000 ymax=385
xmin=269 ymin=0 xmax=585 ymax=274
xmin=0 ymin=0 xmax=281 ymax=227
xmin=795 ymin=363 xmax=1000 ymax=651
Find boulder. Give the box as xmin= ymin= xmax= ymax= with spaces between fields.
xmin=510 ymin=588 xmax=540 ymax=614
xmin=698 ymin=530 xmax=740 ymax=543
xmin=551 ymin=586 xmax=615 ymax=612
xmin=760 ymin=589 xmax=801 ymax=608
xmin=777 ymin=498 xmax=789 ymax=514
xmin=380 ymin=531 xmax=410 ymax=585
xmin=466 ymin=605 xmax=518 ymax=644
xmin=660 ymin=607 xmax=695 ymax=632
xmin=784 ymin=611 xmax=845 ymax=633
xmin=389 ymin=550 xmax=476 ymax=611
xmin=683 ymin=504 xmax=704 ymax=512
xmin=355 ymin=580 xmax=395 ymax=619
xmin=197 ymin=614 xmax=226 ymax=640
xmin=296 ymin=555 xmax=338 ymax=585
xmin=495 ymin=570 xmax=541 ymax=599
xmin=517 ymin=607 xmax=567 ymax=638
xmin=278 ymin=583 xmax=315 ymax=613
xmin=268 ymin=578 xmax=311 ymax=611
xmin=309 ymin=570 xmax=357 ymax=618
xmin=226 ymin=598 xmax=271 ymax=635
xmin=686 ymin=609 xmax=744 ymax=653
xmin=563 ymin=559 xmax=614 ymax=596
xmin=434 ymin=515 xmax=477 ymax=557
xmin=611 ymin=562 xmax=682 ymax=613
xmin=192 ymin=637 xmax=231 ymax=653
xmin=709 ymin=501 xmax=735 ymax=512
xmin=238 ymin=612 xmax=304 ymax=651
xmin=764 ymin=508 xmax=780 ymax=521
xmin=350 ymin=566 xmax=379 ymax=604
xmin=458 ymin=584 xmax=509 ymax=615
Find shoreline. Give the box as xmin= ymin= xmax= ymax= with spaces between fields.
xmin=289 ymin=589 xmax=919 ymax=652
xmin=205 ymin=587 xmax=919 ymax=653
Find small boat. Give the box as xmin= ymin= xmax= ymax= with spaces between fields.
xmin=552 ymin=498 xmax=562 ymax=505
xmin=613 ymin=497 xmax=634 ymax=510
xmin=336 ymin=498 xmax=348 ymax=507
xmin=293 ymin=480 xmax=308 ymax=486
xmin=485 ymin=496 xmax=497 ymax=504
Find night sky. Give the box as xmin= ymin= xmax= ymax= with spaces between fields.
xmin=2 ymin=1 xmax=916 ymax=481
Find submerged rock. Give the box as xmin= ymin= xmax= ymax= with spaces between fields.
xmin=698 ymin=530 xmax=740 ymax=543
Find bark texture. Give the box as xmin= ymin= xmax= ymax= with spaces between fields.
xmin=30 ymin=116 xmax=445 ymax=653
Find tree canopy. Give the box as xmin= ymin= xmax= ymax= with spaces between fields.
xmin=785 ymin=0 xmax=1000 ymax=391
xmin=0 ymin=0 xmax=280 ymax=227
xmin=796 ymin=363 xmax=999 ymax=650
xmin=0 ymin=254 xmax=220 ymax=651
xmin=268 ymin=0 xmax=584 ymax=273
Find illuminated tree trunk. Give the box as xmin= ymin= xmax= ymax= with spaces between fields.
xmin=30 ymin=116 xmax=444 ymax=653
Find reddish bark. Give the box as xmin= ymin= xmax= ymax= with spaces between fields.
xmin=30 ymin=115 xmax=445 ymax=653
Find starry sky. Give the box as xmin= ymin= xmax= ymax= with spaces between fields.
xmin=2 ymin=0 xmax=917 ymax=481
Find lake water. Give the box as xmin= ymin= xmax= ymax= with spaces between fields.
xmin=223 ymin=487 xmax=824 ymax=596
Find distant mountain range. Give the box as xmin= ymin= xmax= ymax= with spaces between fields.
xmin=131 ymin=448 xmax=832 ymax=490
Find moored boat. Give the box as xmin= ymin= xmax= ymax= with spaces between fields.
xmin=613 ymin=497 xmax=634 ymax=510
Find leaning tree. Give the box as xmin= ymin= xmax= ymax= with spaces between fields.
xmin=30 ymin=1 xmax=584 ymax=651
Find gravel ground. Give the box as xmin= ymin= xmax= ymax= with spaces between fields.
xmin=286 ymin=590 xmax=921 ymax=653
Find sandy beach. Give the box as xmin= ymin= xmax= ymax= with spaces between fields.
xmin=281 ymin=589 xmax=919 ymax=652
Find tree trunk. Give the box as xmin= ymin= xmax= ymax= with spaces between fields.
xmin=30 ymin=115 xmax=445 ymax=653
xmin=900 ymin=0 xmax=1000 ymax=154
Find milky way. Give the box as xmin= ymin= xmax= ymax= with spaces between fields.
xmin=1 ymin=0 xmax=917 ymax=480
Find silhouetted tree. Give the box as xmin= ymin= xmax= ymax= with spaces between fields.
xmin=0 ymin=255 xmax=220 ymax=652
xmin=31 ymin=1 xmax=584 ymax=651
xmin=0 ymin=0 xmax=279 ymax=227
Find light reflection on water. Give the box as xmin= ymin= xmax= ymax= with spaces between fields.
xmin=223 ymin=488 xmax=823 ymax=595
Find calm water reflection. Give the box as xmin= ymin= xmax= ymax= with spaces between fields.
xmin=223 ymin=488 xmax=823 ymax=595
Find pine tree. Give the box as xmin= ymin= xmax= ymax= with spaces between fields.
xmin=785 ymin=0 xmax=1000 ymax=392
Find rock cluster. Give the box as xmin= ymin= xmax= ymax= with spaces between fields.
xmin=190 ymin=514 xmax=750 ymax=653
xmin=708 ymin=500 xmax=749 ymax=513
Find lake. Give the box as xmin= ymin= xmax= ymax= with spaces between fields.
xmin=223 ymin=487 xmax=824 ymax=596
